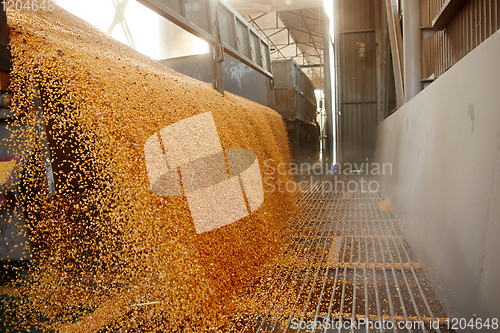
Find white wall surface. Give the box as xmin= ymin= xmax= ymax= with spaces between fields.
xmin=374 ymin=30 xmax=500 ymax=327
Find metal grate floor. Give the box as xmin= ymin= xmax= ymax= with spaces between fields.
xmin=231 ymin=175 xmax=449 ymax=333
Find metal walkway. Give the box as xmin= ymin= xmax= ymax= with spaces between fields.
xmin=231 ymin=175 xmax=449 ymax=332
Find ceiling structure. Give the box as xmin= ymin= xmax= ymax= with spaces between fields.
xmin=226 ymin=0 xmax=326 ymax=89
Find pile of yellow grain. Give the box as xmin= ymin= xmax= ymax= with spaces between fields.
xmin=2 ymin=6 xmax=295 ymax=332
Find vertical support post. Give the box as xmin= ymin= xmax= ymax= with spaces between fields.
xmin=0 ymin=6 xmax=11 ymax=79
xmin=375 ymin=0 xmax=390 ymax=123
xmin=0 ymin=7 xmax=8 ymax=44
xmin=322 ymin=9 xmax=333 ymax=173
xmin=0 ymin=8 xmax=33 ymax=262
xmin=385 ymin=0 xmax=405 ymax=107
xmin=209 ymin=0 xmax=224 ymax=96
xmin=33 ymin=84 xmax=56 ymax=197
xmin=333 ymin=0 xmax=342 ymax=167
xmin=402 ymin=0 xmax=421 ymax=102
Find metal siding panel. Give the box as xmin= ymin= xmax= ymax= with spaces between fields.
xmin=337 ymin=0 xmax=405 ymax=164
xmin=185 ymin=0 xmax=210 ymax=32
xmin=271 ymin=60 xmax=292 ymax=88
xmin=488 ymin=0 xmax=493 ymax=36
xmin=340 ymin=32 xmax=377 ymax=104
xmin=337 ymin=0 xmax=379 ymax=165
xmin=422 ymin=0 xmax=431 ymax=26
xmin=160 ymin=53 xmax=272 ymax=106
xmin=423 ymin=0 xmax=499 ymax=81
xmin=273 ymin=59 xmax=317 ymax=124
xmin=275 ymin=89 xmax=294 ymax=119
xmin=235 ymin=20 xmax=250 ymax=59
xmin=340 ymin=103 xmax=378 ymax=166
xmin=218 ymin=4 xmax=236 ymax=48
xmin=342 ymin=0 xmax=376 ymax=31
xmin=497 ymin=0 xmax=500 ymax=31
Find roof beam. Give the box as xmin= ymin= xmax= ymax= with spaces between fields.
xmin=277 ymin=11 xmax=323 ymax=67
xmin=226 ymin=0 xmax=323 ymax=15
xmin=248 ymin=14 xmax=289 ymax=59
xmin=300 ymin=64 xmax=322 ymax=68
xmin=299 ymin=10 xmax=322 ymax=61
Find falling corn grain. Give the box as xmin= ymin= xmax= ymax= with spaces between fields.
xmin=2 ymin=7 xmax=297 ymax=332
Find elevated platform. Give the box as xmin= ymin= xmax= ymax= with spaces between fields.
xmin=231 ymin=175 xmax=449 ymax=332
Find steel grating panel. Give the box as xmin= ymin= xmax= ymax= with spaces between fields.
xmin=231 ymin=175 xmax=449 ymax=332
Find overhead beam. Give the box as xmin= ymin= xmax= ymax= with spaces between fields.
xmin=420 ymin=26 xmax=442 ymax=40
xmin=107 ymin=0 xmax=136 ymax=49
xmin=243 ymin=5 xmax=324 ymax=85
xmin=277 ymin=11 xmax=323 ymax=68
xmin=248 ymin=14 xmax=289 ymax=59
xmin=226 ymin=0 xmax=323 ymax=15
xmin=300 ymin=64 xmax=322 ymax=68
xmin=298 ymin=11 xmax=323 ymax=62
xmin=283 ymin=27 xmax=322 ymax=38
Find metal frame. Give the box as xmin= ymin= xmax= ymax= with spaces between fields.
xmin=218 ymin=0 xmax=273 ymax=77
xmin=272 ymin=58 xmax=317 ymax=124
xmin=136 ymin=0 xmax=216 ymax=42
xmin=278 ymin=10 xmax=323 ymax=63
xmin=245 ymin=9 xmax=325 ymax=89
xmin=107 ymin=0 xmax=136 ymax=49
xmin=137 ymin=0 xmax=274 ymax=96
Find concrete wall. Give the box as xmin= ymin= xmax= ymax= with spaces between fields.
xmin=374 ymin=30 xmax=500 ymax=328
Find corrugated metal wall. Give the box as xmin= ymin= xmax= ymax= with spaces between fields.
xmin=426 ymin=0 xmax=448 ymax=19
xmin=421 ymin=0 xmax=500 ymax=79
xmin=337 ymin=0 xmax=379 ymax=166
